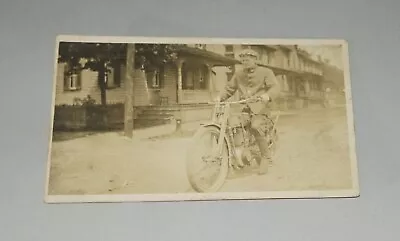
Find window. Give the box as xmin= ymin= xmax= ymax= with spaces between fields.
xmin=268 ymin=52 xmax=275 ymax=65
xmin=261 ymin=54 xmax=269 ymax=64
xmin=276 ymin=75 xmax=284 ymax=91
xmin=259 ymin=48 xmax=269 ymax=64
xmin=225 ymin=52 xmax=235 ymax=58
xmin=105 ymin=64 xmax=122 ymax=89
xmin=224 ymin=45 xmax=235 ymax=59
xmin=317 ymin=81 xmax=322 ymax=90
xmin=182 ymin=64 xmax=209 ymax=90
xmin=64 ymin=64 xmax=82 ymax=91
xmin=282 ymin=75 xmax=289 ymax=91
xmin=194 ymin=44 xmax=207 ymax=50
xmin=146 ymin=66 xmax=164 ymax=89
xmin=225 ymin=45 xmax=234 ymax=52
xmin=198 ymin=65 xmax=208 ymax=89
xmin=254 ymin=46 xmax=263 ymax=60
xmin=288 ymin=77 xmax=295 ymax=92
xmin=281 ymin=55 xmax=287 ymax=68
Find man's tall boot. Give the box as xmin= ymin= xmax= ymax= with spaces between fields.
xmin=255 ymin=136 xmax=271 ymax=175
xmin=258 ymin=156 xmax=270 ymax=175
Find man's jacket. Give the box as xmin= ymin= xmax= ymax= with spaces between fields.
xmin=219 ymin=66 xmax=281 ymax=115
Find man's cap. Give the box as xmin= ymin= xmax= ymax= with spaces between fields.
xmin=238 ymin=48 xmax=259 ymax=58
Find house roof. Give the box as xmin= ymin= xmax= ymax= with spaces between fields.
xmin=258 ymin=63 xmax=301 ymax=76
xmin=259 ymin=45 xmax=279 ymax=51
xmin=298 ymin=70 xmax=324 ymax=78
xmin=278 ymin=45 xmax=294 ymax=51
xmin=297 ymin=49 xmax=323 ymax=65
xmin=176 ymin=46 xmax=241 ymax=66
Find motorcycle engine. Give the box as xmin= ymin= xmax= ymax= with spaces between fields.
xmin=232 ymin=127 xmax=245 ymax=146
xmin=234 ymin=146 xmax=253 ymax=166
xmin=231 ymin=127 xmax=254 ymax=166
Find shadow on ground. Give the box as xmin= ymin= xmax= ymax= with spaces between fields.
xmin=52 ymin=131 xmax=102 ymax=142
xmin=147 ymin=129 xmax=196 ymax=141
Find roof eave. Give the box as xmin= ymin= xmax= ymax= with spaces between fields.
xmin=258 ymin=63 xmax=300 ymax=75
xmin=278 ymin=45 xmax=293 ymax=51
xmin=177 ymin=46 xmax=241 ymax=66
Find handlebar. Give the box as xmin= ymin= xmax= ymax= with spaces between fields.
xmin=207 ymin=97 xmax=261 ymax=105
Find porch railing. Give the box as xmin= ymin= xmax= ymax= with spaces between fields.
xmin=181 ymin=90 xmax=212 ymax=104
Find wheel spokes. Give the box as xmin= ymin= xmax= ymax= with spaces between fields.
xmin=188 ymin=131 xmax=227 ymax=190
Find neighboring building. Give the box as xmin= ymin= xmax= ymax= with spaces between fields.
xmin=209 ymin=44 xmax=326 ymax=109
xmin=320 ymin=61 xmax=346 ymax=106
xmin=54 ymin=43 xmax=345 ymax=131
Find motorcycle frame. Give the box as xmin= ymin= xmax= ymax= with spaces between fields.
xmin=200 ymin=99 xmax=255 ymax=168
xmin=200 ymin=97 xmax=280 ymax=168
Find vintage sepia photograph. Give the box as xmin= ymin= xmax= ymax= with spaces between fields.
xmin=45 ymin=35 xmax=359 ymax=203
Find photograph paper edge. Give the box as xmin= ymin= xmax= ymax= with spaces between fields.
xmin=44 ymin=36 xmax=61 ymax=201
xmin=44 ymin=35 xmax=359 ymax=203
xmin=54 ymin=34 xmax=348 ymax=45
xmin=341 ymin=40 xmax=361 ymax=197
xmin=44 ymin=188 xmax=360 ymax=204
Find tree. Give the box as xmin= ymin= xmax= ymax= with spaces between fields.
xmin=133 ymin=43 xmax=181 ymax=70
xmin=58 ymin=42 xmax=183 ymax=105
xmin=58 ymin=41 xmax=184 ymax=137
xmin=58 ymin=42 xmax=126 ymax=106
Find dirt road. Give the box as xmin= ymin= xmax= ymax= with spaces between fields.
xmin=47 ymin=107 xmax=354 ymax=195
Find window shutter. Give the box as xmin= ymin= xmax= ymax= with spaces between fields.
xmin=63 ymin=63 xmax=70 ymax=90
xmin=77 ymin=68 xmax=82 ymax=89
xmin=160 ymin=66 xmax=165 ymax=88
xmin=120 ymin=64 xmax=126 ymax=85
xmin=146 ymin=70 xmax=154 ymax=88
xmin=114 ymin=64 xmax=121 ymax=87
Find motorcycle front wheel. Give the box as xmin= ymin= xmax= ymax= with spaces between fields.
xmin=185 ymin=125 xmax=230 ymax=193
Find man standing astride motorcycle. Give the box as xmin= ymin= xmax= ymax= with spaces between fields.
xmin=216 ymin=48 xmax=280 ymax=175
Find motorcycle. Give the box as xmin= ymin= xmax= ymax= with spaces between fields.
xmin=185 ymin=97 xmax=280 ymax=193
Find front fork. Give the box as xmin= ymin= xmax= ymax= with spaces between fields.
xmin=215 ymin=104 xmax=229 ymax=157
xmin=211 ymin=104 xmax=238 ymax=169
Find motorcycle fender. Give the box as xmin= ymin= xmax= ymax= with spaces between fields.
xmin=199 ymin=122 xmax=222 ymax=129
xmin=197 ymin=122 xmax=235 ymax=164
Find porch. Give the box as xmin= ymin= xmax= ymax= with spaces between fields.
xmin=133 ymin=45 xmax=240 ymax=128
xmin=270 ymin=66 xmax=326 ymax=110
xmin=143 ymin=46 xmax=239 ymax=105
xmin=144 ymin=64 xmax=216 ymax=106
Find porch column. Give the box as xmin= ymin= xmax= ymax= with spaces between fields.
xmin=281 ymin=74 xmax=289 ymax=110
xmin=304 ymin=78 xmax=311 ymax=94
xmin=176 ymin=59 xmax=184 ymax=104
xmin=303 ymin=78 xmax=311 ymax=108
xmin=205 ymin=63 xmax=215 ymax=98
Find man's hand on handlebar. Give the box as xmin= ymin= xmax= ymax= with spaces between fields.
xmin=214 ymin=96 xmax=222 ymax=103
xmin=248 ymin=95 xmax=263 ymax=103
xmin=210 ymin=95 xmax=266 ymax=104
